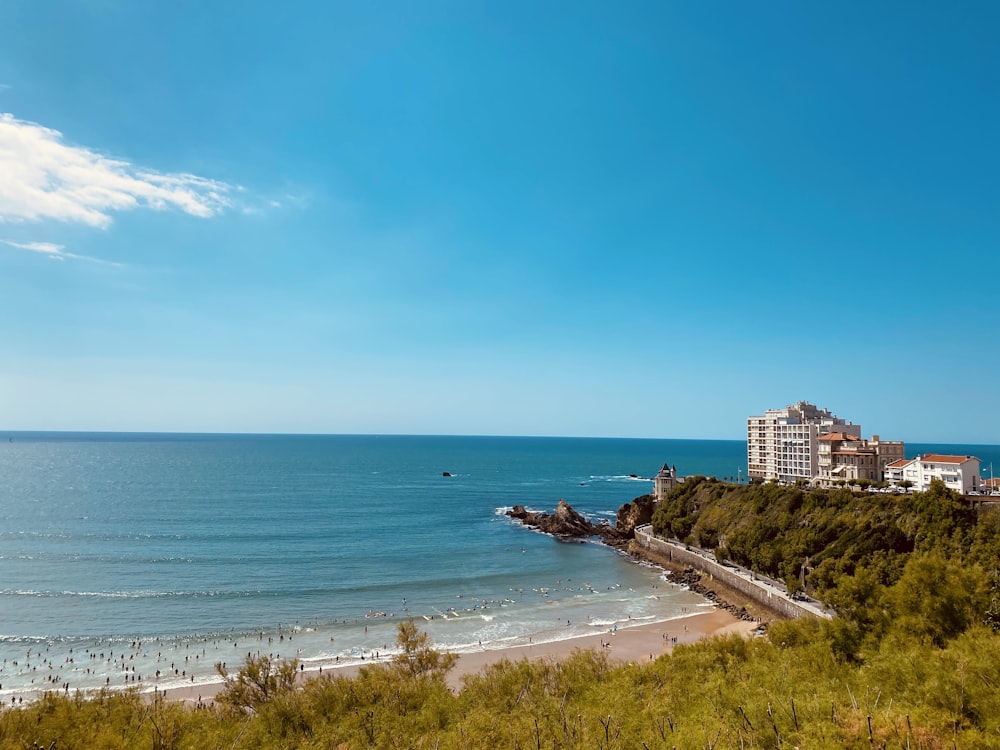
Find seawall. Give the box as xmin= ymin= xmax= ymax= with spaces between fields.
xmin=633 ymin=525 xmax=832 ymax=621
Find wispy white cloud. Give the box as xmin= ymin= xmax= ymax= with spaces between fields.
xmin=0 ymin=113 xmax=232 ymax=229
xmin=1 ymin=238 xmax=124 ymax=267
xmin=239 ymin=190 xmax=313 ymax=216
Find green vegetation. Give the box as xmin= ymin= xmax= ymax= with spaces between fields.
xmin=652 ymin=476 xmax=989 ymax=596
xmin=215 ymin=653 xmax=300 ymax=712
xmin=2 ymin=481 xmax=999 ymax=747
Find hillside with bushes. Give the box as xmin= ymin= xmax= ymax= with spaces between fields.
xmin=652 ymin=477 xmax=1000 ymax=659
xmin=652 ymin=476 xmax=996 ymax=596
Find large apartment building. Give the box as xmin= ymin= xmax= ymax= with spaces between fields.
xmin=747 ymin=401 xmax=861 ymax=483
xmin=748 ymin=401 xmax=908 ymax=484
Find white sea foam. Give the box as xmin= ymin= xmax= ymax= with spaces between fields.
xmin=588 ymin=474 xmax=654 ymax=483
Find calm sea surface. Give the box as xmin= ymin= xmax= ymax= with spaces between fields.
xmin=0 ymin=433 xmax=995 ymax=699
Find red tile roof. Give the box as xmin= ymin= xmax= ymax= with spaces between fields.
xmin=920 ymin=454 xmax=977 ymax=464
xmin=819 ymin=432 xmax=861 ymax=442
xmin=885 ymin=459 xmax=912 ymax=468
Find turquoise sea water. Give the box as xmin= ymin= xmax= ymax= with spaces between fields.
xmin=0 ymin=433 xmax=996 ymax=700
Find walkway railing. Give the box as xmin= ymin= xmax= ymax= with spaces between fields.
xmin=634 ymin=525 xmax=833 ymax=620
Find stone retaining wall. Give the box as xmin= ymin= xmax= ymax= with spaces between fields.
xmin=634 ymin=526 xmax=831 ymax=621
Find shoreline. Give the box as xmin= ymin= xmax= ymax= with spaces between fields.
xmin=1 ymin=536 xmax=772 ymax=708
xmin=158 ymin=607 xmax=757 ymax=705
xmin=0 ymin=533 xmax=776 ymax=708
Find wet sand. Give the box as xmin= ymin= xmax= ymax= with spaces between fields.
xmin=160 ymin=608 xmax=756 ymax=704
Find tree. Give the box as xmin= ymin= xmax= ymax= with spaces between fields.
xmin=215 ymin=653 xmax=299 ymax=711
xmin=393 ymin=620 xmax=458 ymax=678
xmin=985 ymin=597 xmax=1000 ymax=633
xmin=885 ymin=552 xmax=990 ymax=647
xmin=823 ymin=565 xmax=887 ymax=660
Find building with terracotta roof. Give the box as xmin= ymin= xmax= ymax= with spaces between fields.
xmin=883 ymin=455 xmax=982 ymax=494
xmin=816 ymin=433 xmax=905 ymax=483
xmin=915 ymin=454 xmax=982 ymax=494
xmin=747 ymin=401 xmax=861 ymax=483
xmin=883 ymin=458 xmax=913 ymax=485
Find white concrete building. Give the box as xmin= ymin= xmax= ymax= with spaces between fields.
xmin=915 ymin=454 xmax=982 ymax=494
xmin=885 ymin=454 xmax=982 ymax=494
xmin=883 ymin=458 xmax=911 ymax=485
xmin=747 ymin=401 xmax=860 ymax=483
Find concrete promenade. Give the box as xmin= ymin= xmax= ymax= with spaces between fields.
xmin=634 ymin=525 xmax=833 ymax=621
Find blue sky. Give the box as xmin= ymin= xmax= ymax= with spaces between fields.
xmin=0 ymin=1 xmax=998 ymax=442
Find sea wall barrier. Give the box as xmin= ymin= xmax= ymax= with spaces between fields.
xmin=633 ymin=525 xmax=832 ymax=621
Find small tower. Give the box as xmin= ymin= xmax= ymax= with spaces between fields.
xmin=654 ymin=463 xmax=678 ymax=504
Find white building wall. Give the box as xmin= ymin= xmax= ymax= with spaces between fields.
xmin=917 ymin=457 xmax=982 ymax=494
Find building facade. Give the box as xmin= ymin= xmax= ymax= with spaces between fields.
xmin=816 ymin=433 xmax=905 ymax=483
xmin=883 ymin=458 xmax=912 ymax=486
xmin=889 ymin=454 xmax=983 ymax=494
xmin=654 ymin=463 xmax=679 ymax=503
xmin=747 ymin=401 xmax=861 ymax=483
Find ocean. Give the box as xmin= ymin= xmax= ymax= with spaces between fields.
xmin=0 ymin=433 xmax=996 ymax=700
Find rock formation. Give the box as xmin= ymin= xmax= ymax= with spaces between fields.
xmin=506 ymin=496 xmax=653 ymax=548
xmin=507 ymin=495 xmax=762 ymax=625
xmin=507 ymin=499 xmax=596 ymax=538
xmin=614 ymin=494 xmax=655 ymax=536
xmin=661 ymin=567 xmax=760 ymax=623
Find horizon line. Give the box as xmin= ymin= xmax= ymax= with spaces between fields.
xmin=1 ymin=429 xmax=742 ymax=442
xmin=0 ymin=429 xmax=994 ymax=447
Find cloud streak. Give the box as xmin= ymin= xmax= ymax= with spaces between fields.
xmin=0 ymin=113 xmax=232 ymax=228
xmin=1 ymin=239 xmax=124 ymax=266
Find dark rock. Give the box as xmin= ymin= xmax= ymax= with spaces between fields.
xmin=543 ymin=499 xmax=595 ymax=537
xmin=506 ymin=499 xmax=597 ymax=538
xmin=660 ymin=567 xmax=758 ymax=622
xmin=507 ymin=495 xmax=653 ymax=549
xmin=506 ymin=495 xmax=762 ymax=624
xmin=615 ymin=495 xmax=655 ymax=536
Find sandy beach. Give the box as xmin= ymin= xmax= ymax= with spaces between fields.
xmin=159 ymin=608 xmax=757 ymax=705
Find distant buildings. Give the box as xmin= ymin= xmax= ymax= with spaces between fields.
xmin=882 ymin=458 xmax=913 ymax=487
xmin=747 ymin=401 xmax=862 ymax=483
xmin=654 ymin=463 xmax=679 ymax=503
xmin=747 ymin=400 xmax=986 ymax=494
xmin=817 ymin=433 xmax=905 ymax=483
xmin=883 ymin=454 xmax=982 ymax=494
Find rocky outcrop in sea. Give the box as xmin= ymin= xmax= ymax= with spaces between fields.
xmin=506 ymin=494 xmax=656 ymax=549
xmin=507 ymin=499 xmax=597 ymax=538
